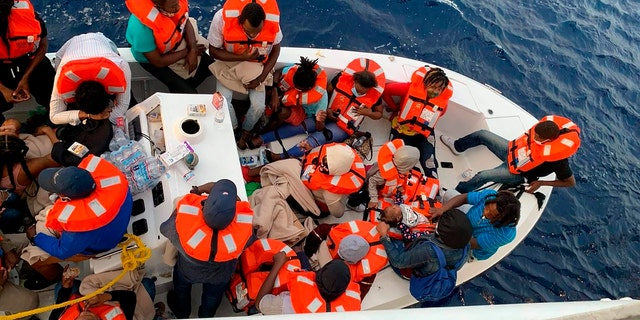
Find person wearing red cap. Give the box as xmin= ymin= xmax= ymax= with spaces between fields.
xmin=160 ymin=179 xmax=255 ymax=318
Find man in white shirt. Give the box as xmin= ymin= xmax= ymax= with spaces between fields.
xmin=50 ymin=32 xmax=132 ymax=125
xmin=207 ymin=0 xmax=283 ymax=149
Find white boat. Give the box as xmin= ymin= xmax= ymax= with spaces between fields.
xmin=8 ymin=47 xmax=553 ymax=318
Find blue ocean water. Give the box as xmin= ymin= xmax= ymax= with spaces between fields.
xmin=37 ymin=0 xmax=640 ymax=306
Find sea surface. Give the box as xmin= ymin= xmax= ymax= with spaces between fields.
xmin=36 ymin=0 xmax=640 ymax=306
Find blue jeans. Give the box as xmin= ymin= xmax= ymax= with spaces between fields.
xmin=217 ymin=82 xmax=266 ymax=131
xmin=261 ymin=119 xmax=349 ymax=158
xmin=172 ymin=265 xmax=228 ymax=318
xmin=454 ymin=130 xmax=524 ymax=192
xmin=391 ymin=130 xmax=438 ymax=178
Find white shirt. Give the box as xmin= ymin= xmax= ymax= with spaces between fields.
xmin=50 ymin=32 xmax=132 ymax=125
xmin=207 ymin=10 xmax=283 ymax=50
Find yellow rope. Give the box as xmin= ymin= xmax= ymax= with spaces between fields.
xmin=1 ymin=234 xmax=151 ymax=320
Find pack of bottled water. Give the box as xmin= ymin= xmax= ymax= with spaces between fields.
xmin=103 ymin=129 xmax=166 ymax=194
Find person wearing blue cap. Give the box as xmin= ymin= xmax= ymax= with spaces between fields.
xmin=160 ymin=179 xmax=255 ymax=318
xmin=24 ymin=154 xmax=132 ymax=290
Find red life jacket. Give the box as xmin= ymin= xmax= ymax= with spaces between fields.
xmin=328 ymin=58 xmax=386 ymax=135
xmin=125 ymin=0 xmax=189 ymax=54
xmin=396 ymin=66 xmax=453 ymax=137
xmin=280 ymin=64 xmax=327 ymax=108
xmin=222 ymin=0 xmax=280 ymax=62
xmin=301 ymin=143 xmax=366 ymax=195
xmin=58 ymin=295 xmax=126 ymax=320
xmin=288 ymin=271 xmax=361 ymax=313
xmin=0 ymin=0 xmax=41 ymax=60
xmin=507 ymin=115 xmax=581 ymax=174
xmin=56 ymin=57 xmax=127 ymax=103
xmin=175 ymin=194 xmax=254 ymax=262
xmin=240 ymin=238 xmax=301 ymax=299
xmin=326 ymin=220 xmax=388 ymax=283
xmin=45 ymin=155 xmax=128 ymax=233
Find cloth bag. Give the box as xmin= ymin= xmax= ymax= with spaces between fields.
xmin=343 ymin=131 xmax=373 ymax=161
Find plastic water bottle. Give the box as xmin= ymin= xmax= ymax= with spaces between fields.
xmin=146 ymin=157 xmax=166 ymax=179
xmin=110 ymin=128 xmax=128 ymax=151
xmin=212 ymin=92 xmax=225 ymax=125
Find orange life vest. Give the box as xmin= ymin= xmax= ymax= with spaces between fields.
xmin=240 ymin=238 xmax=301 ymax=300
xmin=326 ymin=220 xmax=388 ymax=283
xmin=56 ymin=57 xmax=127 ymax=103
xmin=58 ymin=295 xmax=126 ymax=320
xmin=45 ymin=155 xmax=128 ymax=233
xmin=288 ymin=271 xmax=361 ymax=313
xmin=222 ymin=0 xmax=280 ymax=62
xmin=125 ymin=0 xmax=189 ymax=54
xmin=507 ymin=115 xmax=581 ymax=174
xmin=301 ymin=143 xmax=366 ymax=195
xmin=328 ymin=58 xmax=386 ymax=135
xmin=0 ymin=0 xmax=41 ymax=60
xmin=376 ymin=139 xmax=408 ymax=197
xmin=396 ymin=66 xmax=454 ymax=137
xmin=175 ymin=194 xmax=254 ymax=262
xmin=280 ymin=64 xmax=327 ymax=108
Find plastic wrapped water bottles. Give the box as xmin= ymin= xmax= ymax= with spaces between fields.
xmin=110 ymin=128 xmax=130 ymax=151
xmin=105 ymin=139 xmax=166 ymax=195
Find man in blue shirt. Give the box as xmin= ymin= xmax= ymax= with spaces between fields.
xmin=430 ymin=189 xmax=520 ymax=260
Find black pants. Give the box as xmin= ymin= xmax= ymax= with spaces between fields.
xmin=140 ymin=52 xmax=214 ymax=94
xmin=0 ymin=56 xmax=55 ymax=115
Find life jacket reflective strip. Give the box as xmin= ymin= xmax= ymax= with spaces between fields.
xmin=59 ymin=295 xmax=127 ymax=320
xmin=326 ymin=220 xmax=388 ymax=283
xmin=396 ymin=66 xmax=453 ymax=137
xmin=288 ymin=271 xmax=361 ymax=313
xmin=507 ymin=115 xmax=581 ymax=174
xmin=222 ymin=0 xmax=280 ymax=62
xmin=45 ymin=155 xmax=128 ymax=233
xmin=175 ymin=194 xmax=254 ymax=262
xmin=280 ymin=64 xmax=327 ymax=107
xmin=241 ymin=238 xmax=301 ymax=298
xmin=0 ymin=0 xmax=41 ymax=60
xmin=125 ymin=0 xmax=188 ymax=54
xmin=301 ymin=143 xmax=366 ymax=195
xmin=328 ymin=58 xmax=386 ymax=135
xmin=57 ymin=57 xmax=127 ymax=103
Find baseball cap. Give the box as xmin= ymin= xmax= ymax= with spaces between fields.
xmin=202 ymin=179 xmax=237 ymax=229
xmin=316 ymin=259 xmax=351 ymax=302
xmin=338 ymin=234 xmax=369 ymax=264
xmin=435 ymin=208 xmax=472 ymax=249
xmin=38 ymin=166 xmax=96 ymax=199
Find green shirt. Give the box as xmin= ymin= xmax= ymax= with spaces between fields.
xmin=125 ymin=15 xmax=156 ymax=63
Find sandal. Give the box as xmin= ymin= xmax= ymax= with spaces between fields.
xmin=236 ymin=130 xmax=252 ymax=150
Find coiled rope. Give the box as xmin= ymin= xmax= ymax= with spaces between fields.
xmin=1 ymin=234 xmax=151 ymax=320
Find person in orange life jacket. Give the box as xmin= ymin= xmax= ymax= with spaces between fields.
xmin=255 ymin=253 xmax=360 ymax=315
xmin=50 ymin=266 xmax=136 ymax=320
xmin=248 ymin=56 xmax=328 ymax=151
xmin=365 ymin=143 xmax=420 ymax=209
xmin=50 ymin=33 xmax=133 ymax=126
xmin=440 ymin=116 xmax=579 ymax=193
xmin=301 ymin=143 xmax=366 ymax=218
xmin=25 ymin=157 xmax=132 ymax=289
xmin=160 ymin=179 xmax=255 ymax=318
xmin=207 ymin=0 xmax=282 ymax=149
xmin=0 ymin=0 xmax=55 ymax=123
xmin=125 ymin=0 xmax=214 ymax=94
xmin=261 ymin=62 xmax=384 ymax=161
xmin=381 ymin=67 xmax=452 ymax=179
xmin=377 ymin=203 xmax=433 ymax=241
xmin=430 ymin=189 xmax=520 ymax=260
xmin=376 ymin=208 xmax=471 ymax=281
xmin=302 ymin=222 xmax=385 ymax=298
